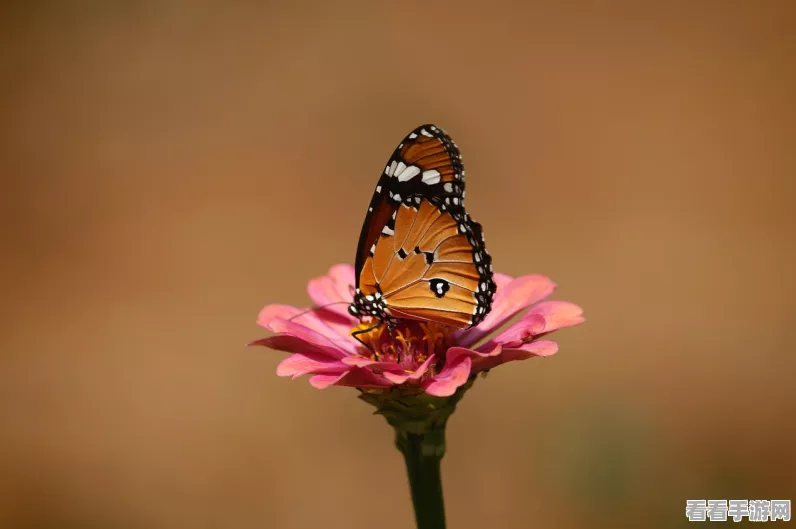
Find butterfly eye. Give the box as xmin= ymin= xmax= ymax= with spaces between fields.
xmin=348 ymin=304 xmax=359 ymax=317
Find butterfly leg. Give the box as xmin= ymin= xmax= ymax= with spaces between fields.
xmin=351 ymin=319 xmax=384 ymax=359
xmin=385 ymin=319 xmax=402 ymax=363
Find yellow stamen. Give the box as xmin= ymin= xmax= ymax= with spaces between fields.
xmin=394 ymin=327 xmax=414 ymax=355
xmin=350 ymin=320 xmax=452 ymax=365
xmin=420 ymin=322 xmax=447 ymax=358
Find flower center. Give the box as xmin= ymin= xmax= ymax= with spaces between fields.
xmin=350 ymin=320 xmax=451 ymax=370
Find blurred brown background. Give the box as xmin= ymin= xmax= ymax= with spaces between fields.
xmin=1 ymin=1 xmax=794 ymax=528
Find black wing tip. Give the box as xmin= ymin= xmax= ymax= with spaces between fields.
xmin=409 ymin=123 xmax=448 ymax=136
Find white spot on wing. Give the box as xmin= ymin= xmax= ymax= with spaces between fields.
xmin=397 ymin=165 xmax=420 ymax=182
xmin=375 ymin=185 xmax=382 ymax=193
xmin=408 ymin=132 xmax=417 ymax=139
xmin=388 ymin=160 xmax=398 ymax=177
xmin=394 ymin=161 xmax=407 ymax=178
xmin=420 ymin=129 xmax=433 ymax=137
xmin=421 ymin=170 xmax=441 ymax=185
xmin=382 ymin=225 xmax=395 ymax=236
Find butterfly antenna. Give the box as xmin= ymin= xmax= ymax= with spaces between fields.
xmin=286 ymin=301 xmax=351 ymax=322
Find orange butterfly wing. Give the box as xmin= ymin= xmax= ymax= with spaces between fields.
xmin=352 ymin=125 xmax=495 ymax=328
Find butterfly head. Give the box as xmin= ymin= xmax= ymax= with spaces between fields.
xmin=348 ymin=288 xmax=387 ymax=320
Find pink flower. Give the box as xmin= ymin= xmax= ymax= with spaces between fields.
xmin=251 ymin=264 xmax=584 ymax=397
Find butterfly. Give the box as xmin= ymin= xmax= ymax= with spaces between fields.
xmin=347 ymin=124 xmax=496 ymax=336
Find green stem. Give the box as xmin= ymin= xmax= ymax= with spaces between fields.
xmin=396 ymin=430 xmax=447 ymax=529
xmin=358 ymin=378 xmax=475 ymax=529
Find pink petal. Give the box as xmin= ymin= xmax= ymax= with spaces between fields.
xmin=342 ymin=355 xmax=436 ymax=384
xmin=342 ymin=356 xmax=401 ymax=370
xmin=407 ymin=354 xmax=436 ymax=380
xmin=310 ymin=367 xmax=394 ymax=389
xmin=266 ymin=318 xmax=350 ymax=359
xmin=380 ymin=354 xmax=437 ymax=385
xmin=507 ymin=339 xmax=559 ymax=357
xmin=249 ymin=335 xmax=337 ymax=357
xmin=473 ymin=340 xmax=559 ymax=372
xmin=256 ymin=304 xmax=302 ymax=328
xmin=493 ymin=272 xmax=516 ymax=290
xmin=329 ymin=263 xmax=356 ymax=285
xmin=307 ymin=264 xmax=358 ymax=321
xmin=423 ymin=355 xmax=473 ymax=397
xmin=438 ymin=345 xmax=503 ymax=378
xmin=446 ymin=345 xmax=502 ymax=361
xmin=258 ymin=302 xmax=349 ymax=334
xmin=382 ymin=371 xmax=411 ymax=384
xmin=276 ymin=353 xmax=348 ymax=378
xmin=480 ymin=313 xmax=546 ymax=350
xmin=457 ymin=274 xmax=557 ymax=347
xmin=308 ymin=371 xmax=349 ymax=389
xmin=258 ymin=304 xmax=359 ymax=355
xmin=527 ymin=301 xmax=585 ymax=333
